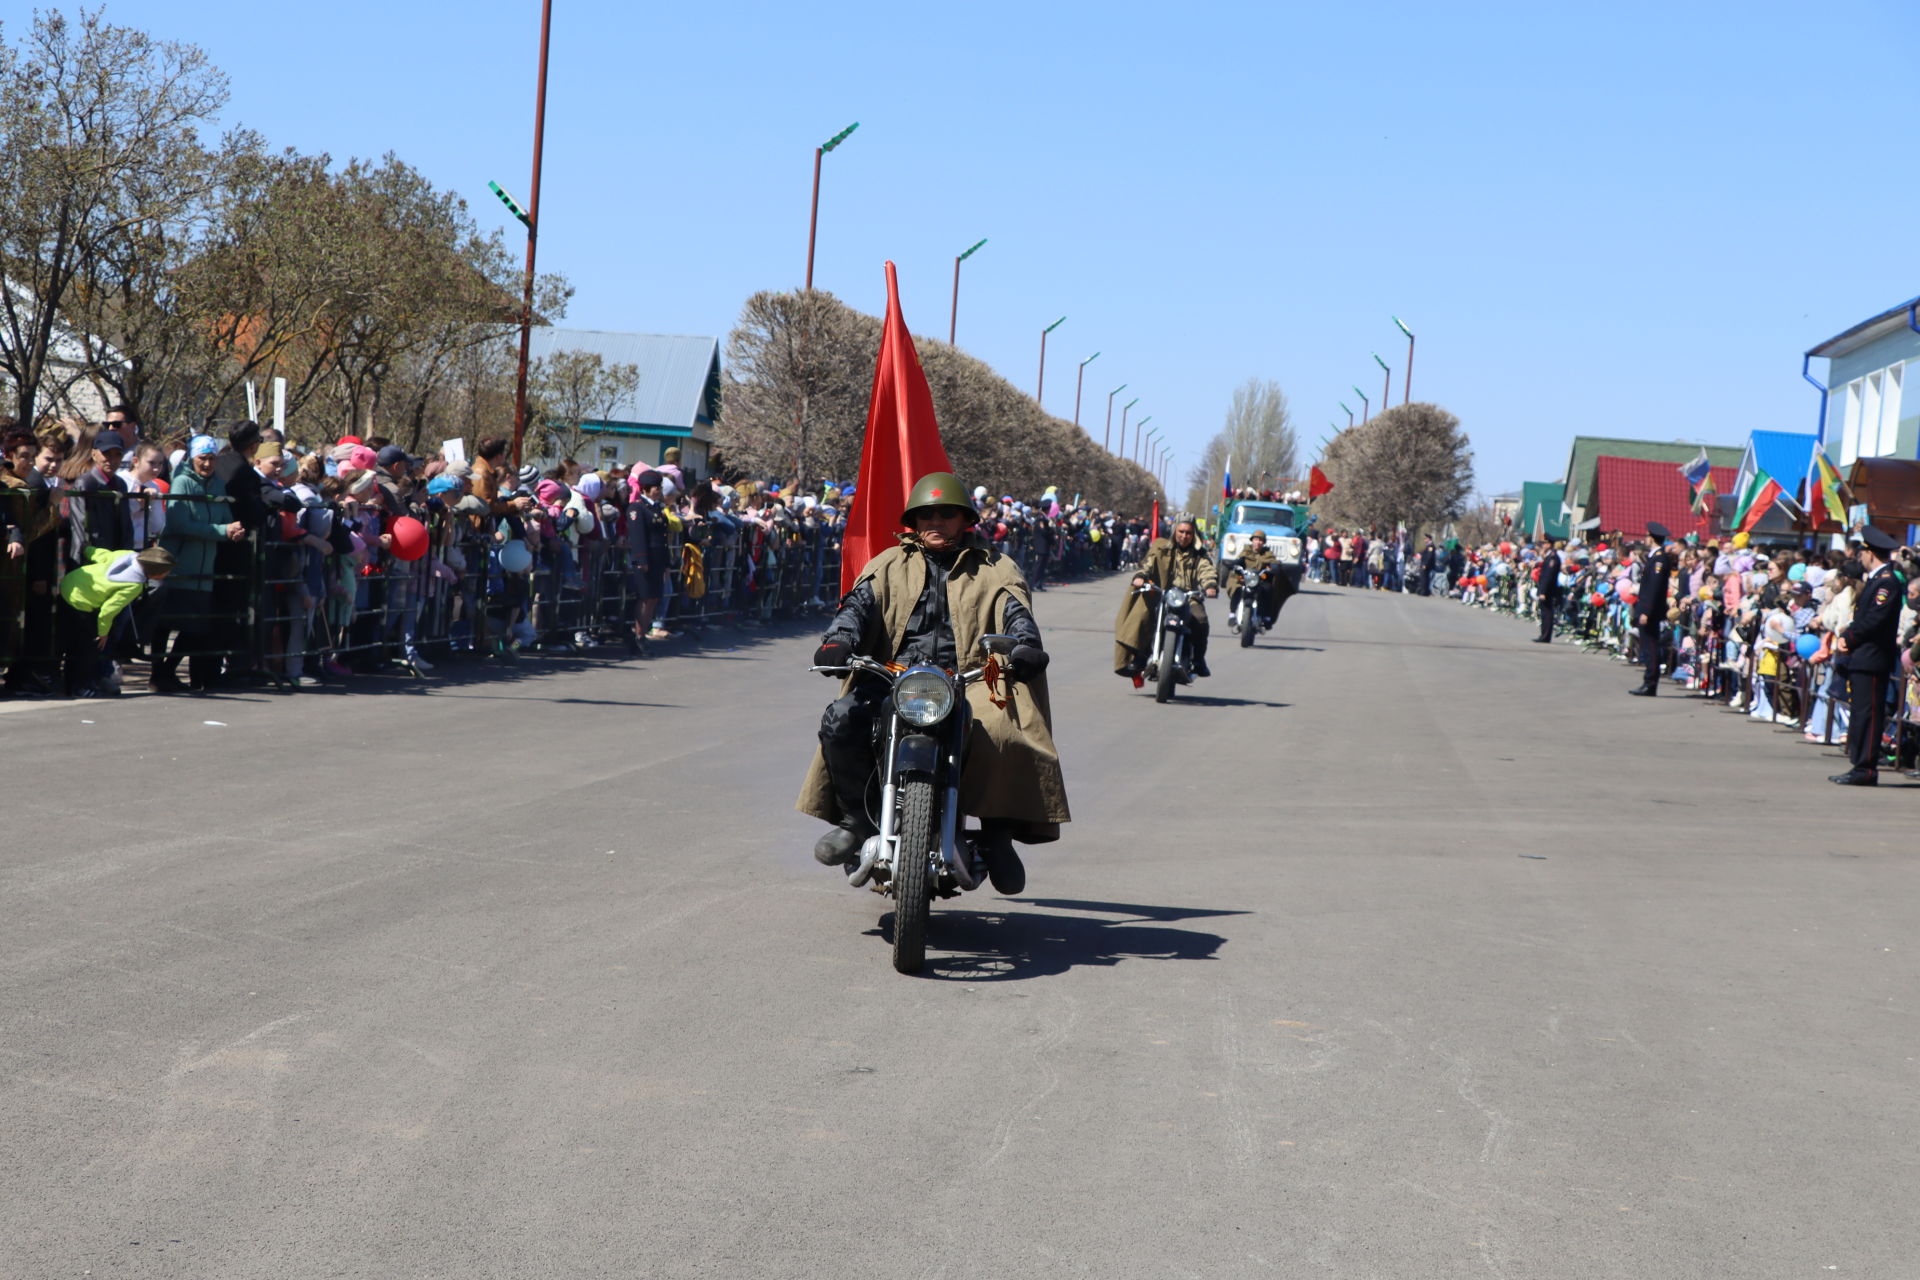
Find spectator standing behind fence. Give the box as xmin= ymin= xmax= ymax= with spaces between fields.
xmin=153 ymin=435 xmax=236 ymax=692
xmin=72 ymin=429 xmax=134 ymax=557
xmin=118 ymin=442 xmax=169 ymax=549
xmin=4 ymin=435 xmax=68 ymax=693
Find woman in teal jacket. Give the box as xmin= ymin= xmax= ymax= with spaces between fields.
xmin=154 ymin=437 xmax=237 ymax=690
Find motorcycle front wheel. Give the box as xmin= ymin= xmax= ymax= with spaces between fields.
xmin=891 ymin=775 xmax=934 ymax=973
xmin=1239 ymin=602 xmax=1255 ymax=647
xmin=1155 ymin=639 xmax=1179 ymax=703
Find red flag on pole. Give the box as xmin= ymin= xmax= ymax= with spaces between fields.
xmin=840 ymin=261 xmax=954 ymax=595
xmin=1151 ymin=498 xmax=1160 ymax=542
xmin=1308 ymin=464 xmax=1334 ymax=499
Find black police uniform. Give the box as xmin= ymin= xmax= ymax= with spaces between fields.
xmin=1535 ymin=548 xmax=1563 ymax=642
xmin=1635 ymin=545 xmax=1676 ymax=693
xmin=1836 ymin=561 xmax=1902 ymax=778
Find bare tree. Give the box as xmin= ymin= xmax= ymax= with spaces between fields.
xmin=0 ymin=10 xmax=228 ymax=427
xmin=1185 ymin=378 xmax=1297 ymax=514
xmin=719 ymin=287 xmax=1161 ymax=512
xmin=1317 ymin=401 xmax=1474 ymax=535
xmin=526 ymin=348 xmax=640 ymax=465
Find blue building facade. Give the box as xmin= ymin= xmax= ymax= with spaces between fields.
xmin=1805 ymin=297 xmax=1919 ymax=466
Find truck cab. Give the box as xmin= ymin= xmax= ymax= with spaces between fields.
xmin=1217 ymin=499 xmax=1308 ymax=590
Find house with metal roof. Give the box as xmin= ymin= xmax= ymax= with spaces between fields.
xmin=1589 ymin=456 xmax=1737 ymax=541
xmin=1803 ymin=294 xmax=1917 ymax=466
xmin=1513 ymin=480 xmax=1570 ymax=540
xmin=525 ymin=328 xmax=720 ymax=475
xmin=1 ymin=278 xmax=122 ymax=426
xmin=1558 ymin=436 xmax=1743 ymax=527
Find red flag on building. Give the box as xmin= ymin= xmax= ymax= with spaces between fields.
xmin=1308 ymin=464 xmax=1334 ymax=499
xmin=840 ymin=261 xmax=954 ymax=596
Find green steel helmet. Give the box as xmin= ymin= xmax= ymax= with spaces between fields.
xmin=900 ymin=471 xmax=978 ymax=526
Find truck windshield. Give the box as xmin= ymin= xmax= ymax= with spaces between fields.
xmin=1236 ymin=504 xmax=1294 ymax=530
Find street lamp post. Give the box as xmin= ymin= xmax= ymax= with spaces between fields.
xmin=1373 ymin=353 xmax=1391 ymax=415
xmin=504 ymin=0 xmax=555 ymax=470
xmin=1121 ymin=398 xmax=1140 ymax=460
xmin=948 ymin=238 xmax=988 ymax=345
xmin=804 ymin=122 xmax=859 ymax=291
xmin=1073 ymin=352 xmax=1100 ymax=428
xmin=1142 ymin=425 xmax=1159 ymax=470
xmin=1340 ymin=402 xmax=1354 ymax=429
xmin=1353 ymin=386 xmax=1370 ymax=423
xmin=1037 ymin=315 xmax=1066 ymax=404
xmin=1104 ymin=384 xmax=1127 ymax=451
xmin=1392 ymin=315 xmax=1415 ymax=404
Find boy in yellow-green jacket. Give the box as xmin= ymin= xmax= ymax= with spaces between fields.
xmin=58 ymin=545 xmax=174 ymax=698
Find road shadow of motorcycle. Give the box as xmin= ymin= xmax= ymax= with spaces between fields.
xmin=865 ymin=898 xmax=1246 ymax=981
xmin=1145 ymin=695 xmax=1292 ymax=709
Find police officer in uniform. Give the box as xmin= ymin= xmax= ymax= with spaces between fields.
xmin=1830 ymin=526 xmax=1903 ymax=786
xmin=1629 ymin=521 xmax=1676 ymax=696
xmin=1531 ymin=537 xmax=1563 ymax=644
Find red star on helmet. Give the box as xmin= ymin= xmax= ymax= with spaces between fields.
xmin=930 ymin=488 xmax=944 ymax=498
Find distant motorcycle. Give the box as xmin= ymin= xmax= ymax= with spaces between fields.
xmin=1134 ymin=582 xmax=1197 ymax=703
xmin=1225 ymin=562 xmax=1270 ymax=648
xmin=811 ymin=634 xmax=1022 ymax=974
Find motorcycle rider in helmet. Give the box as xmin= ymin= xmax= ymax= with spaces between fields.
xmin=1229 ymin=529 xmax=1282 ymax=631
xmin=1113 ymin=517 xmax=1218 ymax=678
xmin=797 ymin=473 xmax=1071 ymax=895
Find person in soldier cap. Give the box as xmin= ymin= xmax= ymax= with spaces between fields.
xmin=1629 ymin=521 xmax=1677 ymax=695
xmin=797 ymin=472 xmax=1070 ymax=893
xmin=1227 ymin=529 xmax=1284 ymax=631
xmin=1114 ymin=517 xmax=1219 ymax=678
xmin=1830 ymin=525 xmax=1903 ymax=785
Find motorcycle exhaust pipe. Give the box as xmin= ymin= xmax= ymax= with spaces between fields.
xmin=942 ymin=783 xmax=981 ymax=890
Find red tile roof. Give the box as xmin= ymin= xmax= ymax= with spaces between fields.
xmin=1591 ymin=455 xmax=1739 ymax=537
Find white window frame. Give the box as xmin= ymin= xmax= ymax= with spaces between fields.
xmin=1879 ymin=362 xmax=1904 ymax=456
xmin=1862 ymin=373 xmax=1882 ymax=459
xmin=1840 ymin=378 xmax=1863 ymax=465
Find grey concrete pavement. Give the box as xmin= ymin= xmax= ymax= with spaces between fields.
xmin=4 ymin=578 xmax=1916 ymax=1278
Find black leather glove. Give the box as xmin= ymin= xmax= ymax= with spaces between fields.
xmin=1007 ymin=644 xmax=1049 ymax=682
xmin=814 ymin=640 xmax=852 ymax=672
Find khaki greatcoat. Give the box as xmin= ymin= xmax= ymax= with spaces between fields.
xmin=795 ymin=531 xmax=1070 ymax=842
xmin=1113 ymin=536 xmax=1217 ymax=670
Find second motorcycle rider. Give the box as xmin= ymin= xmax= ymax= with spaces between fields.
xmin=1113 ymin=517 xmax=1218 ymax=679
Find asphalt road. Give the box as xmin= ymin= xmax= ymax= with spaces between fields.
xmin=5 ymin=576 xmax=1916 ymax=1279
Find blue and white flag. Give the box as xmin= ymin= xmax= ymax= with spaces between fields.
xmin=1678 ymin=447 xmax=1712 ymax=490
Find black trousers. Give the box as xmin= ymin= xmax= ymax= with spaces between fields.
xmin=1538 ymin=594 xmax=1559 ymax=641
xmin=1638 ymin=624 xmax=1663 ymax=689
xmin=1847 ymin=670 xmax=1890 ymax=771
xmin=819 ymin=679 xmax=887 ymax=829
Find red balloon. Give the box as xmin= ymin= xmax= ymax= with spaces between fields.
xmin=390 ymin=515 xmax=429 ymax=562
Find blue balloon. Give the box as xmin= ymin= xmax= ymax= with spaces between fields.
xmin=1795 ymin=633 xmax=1821 ymax=661
xmin=498 ymin=540 xmax=533 ymax=574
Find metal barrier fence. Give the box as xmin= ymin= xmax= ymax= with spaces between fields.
xmin=1 ymin=486 xmax=1112 ymax=689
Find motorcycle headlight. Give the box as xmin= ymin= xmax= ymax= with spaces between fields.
xmin=1164 ymin=587 xmax=1190 ymax=610
xmin=894 ymin=667 xmax=955 ymax=726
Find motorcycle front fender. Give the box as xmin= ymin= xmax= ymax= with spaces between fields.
xmin=893 ymin=732 xmax=940 ymax=777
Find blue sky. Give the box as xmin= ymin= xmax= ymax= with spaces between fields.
xmin=80 ymin=0 xmax=1920 ymax=495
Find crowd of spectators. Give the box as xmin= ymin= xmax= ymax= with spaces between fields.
xmin=1430 ymin=528 xmax=1920 ymax=775
xmin=0 ymin=415 xmax=1145 ymax=701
